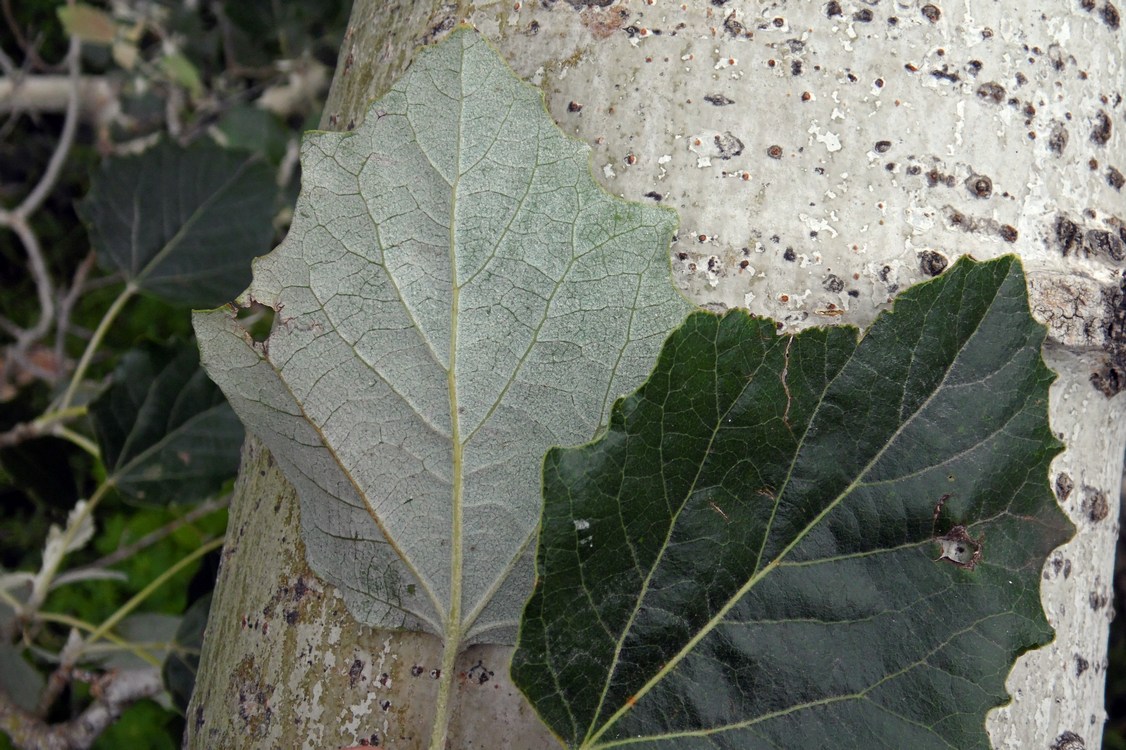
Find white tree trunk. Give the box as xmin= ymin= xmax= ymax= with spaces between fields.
xmin=186 ymin=2 xmax=1126 ymax=748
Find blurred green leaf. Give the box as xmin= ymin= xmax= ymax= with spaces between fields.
xmin=159 ymin=53 xmax=204 ymax=97
xmin=0 ymin=644 xmax=44 ymax=712
xmin=215 ymin=105 xmax=290 ymax=165
xmin=89 ymin=339 xmax=243 ymax=506
xmin=78 ymin=139 xmax=276 ymax=308
xmin=57 ymin=3 xmax=116 ymax=45
xmin=220 ymin=0 xmax=350 ymax=67
xmin=162 ymin=593 xmax=211 ymax=713
xmin=100 ymin=613 xmax=181 ymax=671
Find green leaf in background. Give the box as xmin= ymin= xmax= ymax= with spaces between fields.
xmin=163 ymin=593 xmax=211 ymax=713
xmin=219 ymin=0 xmax=350 ymax=68
xmin=43 ymin=505 xmax=225 ymax=628
xmin=159 ymin=53 xmax=204 ymax=98
xmin=79 ymin=139 xmax=276 ymax=308
xmin=89 ymin=340 xmax=243 ymax=506
xmin=512 ymin=255 xmax=1072 ymax=749
xmin=0 ymin=643 xmax=45 ymax=712
xmin=214 ymin=106 xmax=291 ymax=166
xmin=57 ymin=3 xmax=116 ymax=45
xmin=100 ymin=613 xmax=181 ymax=672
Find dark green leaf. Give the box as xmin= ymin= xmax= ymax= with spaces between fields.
xmin=79 ymin=139 xmax=276 ymax=307
xmin=513 ymin=255 xmax=1072 ymax=749
xmin=163 ymin=593 xmax=211 ymax=713
xmin=220 ymin=0 xmax=349 ymax=68
xmin=215 ymin=106 xmax=290 ymax=165
xmin=90 ymin=340 xmax=243 ymax=506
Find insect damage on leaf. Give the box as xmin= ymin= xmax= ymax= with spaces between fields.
xmin=931 ymin=492 xmax=983 ymax=570
xmin=934 ymin=525 xmax=984 ymax=570
xmin=513 ymin=254 xmax=1073 ymax=750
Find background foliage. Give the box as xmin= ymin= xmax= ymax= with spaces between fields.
xmin=0 ymin=1 xmax=349 ymax=747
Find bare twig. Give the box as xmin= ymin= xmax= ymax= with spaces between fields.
xmin=0 ymin=420 xmax=39 ymax=448
xmin=0 ymin=26 xmax=84 ymax=403
xmin=3 ymin=215 xmax=55 ymax=347
xmin=0 ymin=406 xmax=86 ymax=450
xmin=0 ymin=668 xmax=163 ymax=750
xmin=0 ymin=43 xmax=16 ymax=77
xmin=53 ymin=251 xmax=97 ymax=368
xmin=0 ymin=0 xmax=60 ymax=74
xmin=0 ymin=74 xmax=120 ymax=125
xmin=0 ymin=315 xmax=21 ymax=338
xmin=71 ymin=495 xmax=229 ymax=574
xmin=0 ymin=403 xmax=88 ymax=450
xmin=57 ymin=282 xmax=137 ymax=412
xmin=18 ymin=34 xmax=82 ymax=218
xmin=33 ymin=674 xmax=69 ymax=724
xmin=84 ymin=536 xmax=225 ymax=647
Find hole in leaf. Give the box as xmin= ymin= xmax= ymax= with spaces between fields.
xmin=235 ymin=302 xmax=274 ymax=343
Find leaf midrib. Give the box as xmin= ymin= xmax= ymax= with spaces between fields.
xmin=585 ymin=262 xmax=1011 ymax=747
xmin=592 ymin=610 xmax=998 ymax=750
xmin=132 ymin=152 xmax=259 ymax=288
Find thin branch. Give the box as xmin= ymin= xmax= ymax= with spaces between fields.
xmin=18 ymin=33 xmax=82 ymax=218
xmin=84 ymin=536 xmax=225 ymax=647
xmin=0 ymin=420 xmax=39 ymax=449
xmin=50 ymin=425 xmax=98 ymax=457
xmin=53 ymin=252 xmax=97 ymax=367
xmin=0 ymin=0 xmax=59 ymax=74
xmin=5 ymin=215 xmax=55 ymax=345
xmin=0 ymin=314 xmax=21 ymax=337
xmin=0 ymin=26 xmax=83 ymax=388
xmin=0 ymin=42 xmax=16 ymax=77
xmin=72 ymin=495 xmax=229 ymax=574
xmin=0 ymin=74 xmax=121 ymax=124
xmin=0 ymin=668 xmax=163 ymax=750
xmin=57 ymin=282 xmax=137 ymax=412
xmin=0 ymin=406 xmax=87 ymax=449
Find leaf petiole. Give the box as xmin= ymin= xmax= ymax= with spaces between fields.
xmin=57 ymin=281 xmax=138 ymax=413
xmin=84 ymin=535 xmax=224 ymax=647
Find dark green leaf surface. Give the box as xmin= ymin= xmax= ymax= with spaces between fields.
xmin=215 ymin=106 xmax=290 ymax=166
xmin=513 ymin=255 xmax=1071 ymax=749
xmin=90 ymin=340 xmax=243 ymax=505
xmin=79 ymin=139 xmax=276 ymax=307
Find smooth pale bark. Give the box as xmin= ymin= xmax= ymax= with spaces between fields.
xmin=187 ymin=2 xmax=1126 ymax=748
